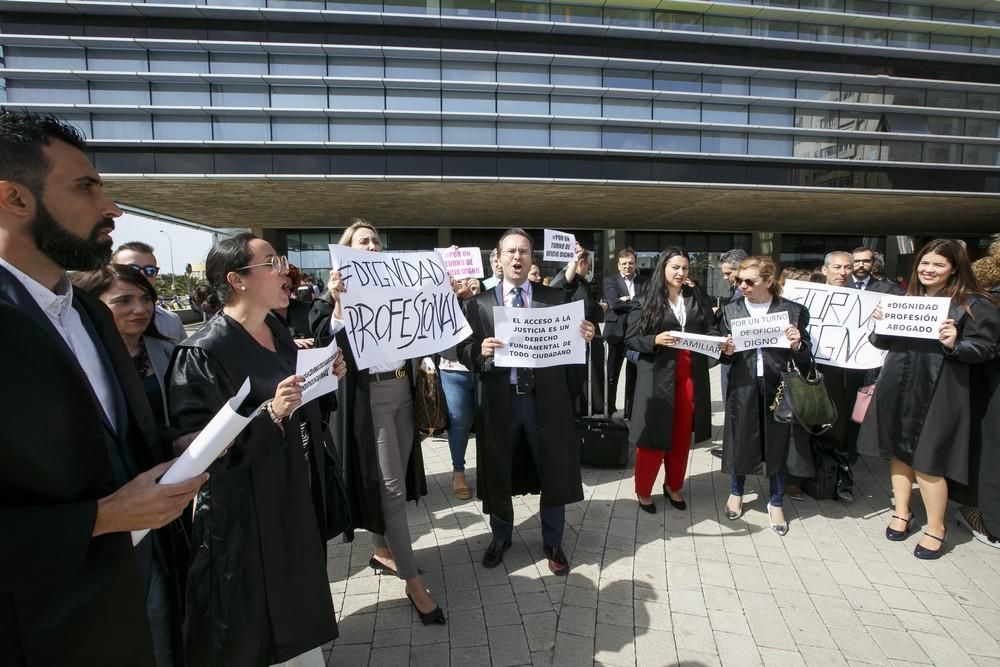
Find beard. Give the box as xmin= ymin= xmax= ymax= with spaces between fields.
xmin=30 ymin=202 xmax=112 ymax=271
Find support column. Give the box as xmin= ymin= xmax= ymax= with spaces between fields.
xmin=437 ymin=227 xmax=451 ymax=249
xmin=753 ymin=232 xmax=781 ymax=264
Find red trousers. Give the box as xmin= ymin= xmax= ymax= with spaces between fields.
xmin=634 ymin=350 xmax=695 ymax=496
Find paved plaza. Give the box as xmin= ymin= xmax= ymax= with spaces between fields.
xmin=320 ymin=369 xmax=1000 ymax=667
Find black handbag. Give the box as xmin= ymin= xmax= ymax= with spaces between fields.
xmin=414 ymin=365 xmax=449 ymax=438
xmin=771 ymin=357 xmax=837 ymax=436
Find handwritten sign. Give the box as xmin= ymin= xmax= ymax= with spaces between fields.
xmin=493 ymin=300 xmax=585 ymax=369
xmin=875 ymin=295 xmax=950 ymax=340
xmin=669 ymin=331 xmax=727 ymax=360
xmin=730 ymin=311 xmax=791 ymax=351
xmin=435 ymin=246 xmax=484 ymax=280
xmin=783 ymin=280 xmax=885 ymax=370
xmin=329 ymin=246 xmax=473 ymax=371
xmin=543 ymin=229 xmax=576 ymax=263
xmin=296 ymin=339 xmax=339 ymax=407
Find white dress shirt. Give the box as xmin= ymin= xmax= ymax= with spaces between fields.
xmin=744 ymin=298 xmax=773 ymax=378
xmin=0 ymin=257 xmax=118 ymax=428
xmin=621 ymin=274 xmax=635 ymax=299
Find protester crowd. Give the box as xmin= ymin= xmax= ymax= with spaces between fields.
xmin=4 ymin=108 xmax=1000 ymax=666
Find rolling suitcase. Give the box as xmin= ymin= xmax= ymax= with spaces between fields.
xmin=578 ymin=340 xmax=630 ymax=468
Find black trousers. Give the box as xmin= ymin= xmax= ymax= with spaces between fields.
xmin=606 ymin=336 xmax=635 ymax=416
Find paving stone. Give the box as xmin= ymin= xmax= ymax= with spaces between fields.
xmin=488 ymin=624 xmax=531 ymax=667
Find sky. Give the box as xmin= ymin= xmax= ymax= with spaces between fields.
xmin=112 ymin=212 xmax=215 ymax=275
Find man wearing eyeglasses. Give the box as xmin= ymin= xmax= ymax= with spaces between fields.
xmin=111 ymin=242 xmax=187 ymax=343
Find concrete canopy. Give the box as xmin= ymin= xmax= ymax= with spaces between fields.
xmin=104 ymin=178 xmax=1000 ymax=234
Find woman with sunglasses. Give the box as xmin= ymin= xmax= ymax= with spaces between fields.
xmin=717 ymin=256 xmax=814 ymax=535
xmin=310 ymin=219 xmax=443 ymax=625
xmin=112 ymin=241 xmax=187 ymax=343
xmin=168 ymin=233 xmax=347 ymax=666
xmin=860 ymin=239 xmax=999 ymax=559
xmin=626 ymin=248 xmax=720 ymax=514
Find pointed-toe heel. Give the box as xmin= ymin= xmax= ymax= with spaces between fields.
xmin=885 ymin=513 xmax=914 ymax=542
xmin=766 ymin=502 xmax=788 ymax=536
xmin=637 ymin=496 xmax=657 ymax=514
xmin=407 ymin=593 xmax=447 ymax=625
xmin=725 ymin=495 xmax=743 ymax=521
xmin=369 ymin=556 xmax=397 ymax=577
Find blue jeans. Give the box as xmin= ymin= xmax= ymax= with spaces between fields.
xmin=440 ymin=370 xmax=475 ymax=472
xmin=490 ymin=391 xmax=565 ymax=549
xmin=731 ymin=472 xmax=785 ymax=508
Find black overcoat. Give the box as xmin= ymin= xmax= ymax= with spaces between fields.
xmin=625 ymin=286 xmax=718 ymax=449
xmin=310 ymin=295 xmax=427 ymax=539
xmin=457 ymin=284 xmax=584 ymax=521
xmin=168 ymin=314 xmax=337 ymax=667
xmin=857 ymin=295 xmax=1000 ymax=484
xmin=0 ymin=270 xmax=183 ymax=666
xmin=717 ymin=297 xmax=815 ymax=477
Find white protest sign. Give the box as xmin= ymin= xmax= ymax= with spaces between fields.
xmin=493 ymin=300 xmax=585 ymax=369
xmin=296 ymin=339 xmax=339 ymax=407
xmin=669 ymin=331 xmax=728 ymax=360
xmin=329 ymin=246 xmax=472 ymax=371
xmin=783 ymin=280 xmax=886 ymax=370
xmin=132 ymin=378 xmax=263 ymax=545
xmin=875 ymin=295 xmax=950 ymax=340
xmin=434 ymin=247 xmax=485 ymax=280
xmin=730 ymin=311 xmax=791 ymax=351
xmin=543 ymin=229 xmax=576 ymax=263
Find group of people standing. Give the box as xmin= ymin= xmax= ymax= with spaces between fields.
xmin=3 ymin=107 xmax=999 ymax=667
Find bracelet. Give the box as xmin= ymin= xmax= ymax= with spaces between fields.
xmin=265 ymin=400 xmax=283 ymax=425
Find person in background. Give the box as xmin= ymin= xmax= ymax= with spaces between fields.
xmin=310 ymin=219 xmax=443 ymax=625
xmin=439 ymin=276 xmax=481 ymax=500
xmin=861 ymin=238 xmax=999 ymax=559
xmin=955 ymin=245 xmax=1000 ymax=548
xmin=709 ymin=248 xmax=749 ymax=460
xmin=626 ymin=248 xmax=719 ymax=514
xmin=603 ymin=247 xmax=648 ymax=419
xmin=272 ymin=264 xmax=314 ymax=348
xmin=1 ymin=109 xmax=203 ymax=666
xmin=717 ymin=256 xmax=814 ymax=535
xmin=190 ymin=281 xmax=219 ymax=320
xmin=551 ymin=242 xmax=605 ymax=416
xmin=483 ymin=248 xmax=502 ymax=291
xmin=169 ymin=233 xmax=347 ymax=664
xmin=851 ymin=247 xmax=904 ymax=295
xmin=112 ymin=241 xmax=186 ymax=343
xmin=871 ymin=251 xmax=888 ymax=280
xmin=72 ymin=265 xmax=175 ymax=427
xmin=527 ymin=264 xmax=543 ymax=284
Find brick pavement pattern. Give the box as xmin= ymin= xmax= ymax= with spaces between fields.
xmin=320 ymin=369 xmax=1000 ymax=666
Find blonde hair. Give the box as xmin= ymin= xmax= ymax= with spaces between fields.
xmin=739 ymin=256 xmax=781 ymax=297
xmin=972 ymin=256 xmax=1000 ymax=290
xmin=338 ymin=218 xmax=379 ymax=247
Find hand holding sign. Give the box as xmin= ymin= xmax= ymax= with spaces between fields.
xmin=873 ymin=295 xmax=950 ymax=341
xmin=493 ymin=300 xmax=587 ymax=368
xmin=295 ymin=340 xmax=343 ymax=409
xmin=668 ymin=331 xmax=729 ymax=359
xmin=730 ymin=311 xmax=792 ymax=351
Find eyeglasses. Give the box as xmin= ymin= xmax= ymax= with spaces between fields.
xmin=501 ymin=248 xmax=532 ymax=257
xmin=737 ymin=277 xmax=760 ymax=286
xmin=236 ymin=255 xmax=290 ymax=276
xmin=127 ymin=264 xmax=160 ymax=278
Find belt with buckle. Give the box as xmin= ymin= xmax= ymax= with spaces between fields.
xmin=510 ymin=384 xmax=532 ymax=396
xmin=371 ymin=367 xmax=407 ymax=383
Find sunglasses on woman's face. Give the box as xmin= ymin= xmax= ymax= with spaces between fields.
xmin=737 ymin=277 xmax=760 ymax=286
xmin=127 ymin=264 xmax=160 ymax=278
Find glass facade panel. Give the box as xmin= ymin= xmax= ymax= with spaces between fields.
xmin=210 ymin=52 xmax=269 ymax=75
xmin=551 ymin=124 xmax=601 ymax=148
xmin=754 ymin=20 xmax=798 ymax=39
xmin=386 ymin=89 xmax=441 ymax=111
xmin=387 ymin=120 xmax=441 ymax=143
xmin=603 ymin=127 xmax=651 ymax=150
xmin=6 ymin=80 xmax=89 ymax=104
xmin=838 ymin=140 xmax=882 ymax=160
xmin=963 ymin=145 xmax=1000 ymax=166
xmin=443 ymin=61 xmax=496 ymax=82
xmin=704 ymin=16 xmax=751 ymax=35
xmin=443 ymin=91 xmax=495 ymax=113
xmin=5 ymin=47 xmax=85 ymax=70
xmin=889 ymin=31 xmax=929 ymax=49
xmin=926 ymin=116 xmax=964 ymax=136
xmin=845 ymin=27 xmax=886 ymax=46
xmin=749 ymin=134 xmax=793 ymax=156
xmin=152 ymin=83 xmax=211 ymax=106
xmin=605 ymin=7 xmax=653 ymax=28
xmin=890 ymin=3 xmax=931 ymax=19
xmin=153 ymin=115 xmax=213 ymax=141
xmin=749 ymin=106 xmax=793 ymax=126
xmin=841 ymin=84 xmax=883 ymax=104
xmin=653 ymin=129 xmax=700 ymax=151
xmin=604 ymin=69 xmax=653 ymax=90
xmin=330 ymin=88 xmax=384 ymax=110
xmin=655 ymin=72 xmax=701 ymax=93
xmin=442 ymin=0 xmax=496 ymax=17
xmin=795 ymin=136 xmax=838 ymax=159
xmin=799 ymin=23 xmax=843 ymax=43
xmin=90 ymin=82 xmax=150 ymax=105
xmin=884 ymin=87 xmax=926 ymax=106
xmin=386 ymin=59 xmax=440 ymax=80
xmin=271 ymin=86 xmax=327 ymax=108
xmin=552 ymin=95 xmax=601 ymax=117
xmin=751 ymin=78 xmax=795 ymax=98
xmin=838 ymin=111 xmax=880 ymax=131
xmin=330 ymin=118 xmax=385 ymax=142
xmin=149 ymin=51 xmax=209 ymax=74
xmin=442 ymin=121 xmax=496 ymax=144
xmin=883 ymin=140 xmax=922 ymax=162
xmin=654 ymin=101 xmax=700 ymax=122
xmin=922 ymin=142 xmax=962 ymax=164
xmin=272 ymin=117 xmax=329 ymax=141
xmin=552 ymin=66 xmax=602 ymax=87
xmin=497 ymin=122 xmax=549 ymax=145
xmin=497 ymin=0 xmax=549 ymax=20
xmin=385 ymin=0 xmax=440 ymax=14
xmin=968 ymin=93 xmax=1000 ymax=112
xmin=498 ymin=93 xmax=549 ymax=115
xmin=270 ymin=54 xmax=327 ymax=76
xmin=702 ymin=132 xmax=747 ymax=153
xmin=703 ymin=76 xmax=748 ymax=96
xmin=329 ymin=57 xmax=383 ymax=78
xmin=797 ymin=81 xmax=839 ymax=101
xmin=497 ymin=63 xmax=549 ymax=84
xmin=931 ymin=34 xmax=970 ymax=53
xmin=92 ymin=114 xmax=152 ymax=140
xmin=604 ymin=98 xmax=651 ymax=120
xmin=213 ymin=117 xmax=271 ymax=141
xmin=926 ymin=89 xmax=966 ymax=110
xmin=703 ymin=104 xmax=748 ymax=125
xmin=656 ymin=11 xmax=703 ymax=31
xmin=551 ymin=3 xmax=603 ymax=24
xmin=88 ymin=49 xmax=148 ymax=72
xmin=845 ymin=0 xmax=888 ymax=16
xmin=966 ymin=119 xmax=1000 ymax=138
xmin=212 ymin=85 xmax=269 ymax=107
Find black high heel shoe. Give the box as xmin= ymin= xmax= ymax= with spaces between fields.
xmin=369 ymin=556 xmax=397 ymax=577
xmin=407 ymin=592 xmax=446 ymax=625
xmin=914 ymin=530 xmax=947 ymax=560
xmin=637 ymin=497 xmax=657 ymax=514
xmin=885 ymin=513 xmax=914 ymax=542
xmin=663 ymin=485 xmax=686 ymax=511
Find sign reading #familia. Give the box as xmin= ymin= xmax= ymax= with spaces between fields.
xmin=492 ymin=300 xmax=586 ymax=369
xmin=874 ymin=295 xmax=950 ymax=340
xmin=730 ymin=311 xmax=791 ymax=351
xmin=328 ymin=245 xmax=473 ymax=371
xmin=543 ymin=229 xmax=576 ymax=263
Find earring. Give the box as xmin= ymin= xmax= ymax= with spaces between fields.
xmin=240 ymin=286 xmax=247 ymax=291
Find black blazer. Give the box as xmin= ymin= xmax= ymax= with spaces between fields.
xmin=603 ymin=273 xmax=647 ymax=339
xmin=0 ymin=265 xmax=175 ymax=666
xmin=854 ymin=277 xmax=905 ymax=295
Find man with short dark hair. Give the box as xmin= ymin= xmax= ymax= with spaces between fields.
xmin=459 ymin=228 xmax=595 ymax=576
xmin=112 ymin=241 xmax=186 ymax=342
xmin=851 ymin=246 xmax=905 ymax=295
xmin=602 ymin=247 xmax=647 ymax=417
xmin=0 ymin=110 xmax=205 ymax=666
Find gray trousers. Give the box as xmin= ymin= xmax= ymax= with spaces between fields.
xmin=369 ymin=377 xmax=419 ymax=580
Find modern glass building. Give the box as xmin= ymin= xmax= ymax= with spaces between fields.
xmin=1 ymin=0 xmax=997 ymax=291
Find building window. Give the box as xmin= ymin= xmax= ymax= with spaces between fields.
xmin=443 ymin=91 xmax=495 ymax=113
xmin=329 ymin=57 xmax=383 ymax=78
xmin=211 ymin=85 xmax=269 ymax=107
xmin=93 ymin=114 xmax=153 ymax=140
xmin=703 ymin=104 xmax=748 ymax=125
xmin=552 ymin=96 xmax=601 ymax=117
xmin=498 ymin=93 xmax=549 ymax=115
xmin=330 ymin=88 xmax=384 ymax=110
xmin=654 ymin=130 xmax=700 ymax=151
xmin=210 ymin=52 xmax=268 ymax=75
xmin=272 ymin=118 xmax=329 ymax=141
xmin=497 ymin=122 xmax=549 ymax=146
xmin=749 ymin=106 xmax=794 ymax=127
xmin=330 ymin=118 xmax=385 ymax=142
xmin=386 ymin=89 xmax=441 ymax=112
xmin=271 ymin=86 xmax=327 ymax=109
xmin=442 ymin=121 xmax=496 ymax=144
xmin=655 ymin=72 xmax=701 ymax=93
xmin=149 ymin=51 xmax=209 ymax=74
xmin=749 ymin=134 xmax=793 ymax=156
xmin=552 ymin=66 xmax=602 ymax=87
xmin=551 ymin=124 xmax=601 ymax=148
xmin=213 ymin=117 xmax=271 ymax=141
xmin=604 ymin=69 xmax=653 ymax=90
xmin=702 ymin=132 xmax=748 ymax=154
xmin=386 ymin=120 xmax=441 ymax=143
xmin=443 ymin=61 xmax=496 ymax=82
xmin=654 ymin=101 xmax=700 ymax=122
xmin=603 ymin=127 xmax=651 ymax=150
xmin=385 ymin=58 xmax=440 ymax=81
xmin=88 ymin=49 xmax=148 ymax=72
xmin=497 ymin=63 xmax=549 ymax=84
xmin=153 ymin=116 xmax=213 ymax=141
xmin=703 ymin=76 xmax=748 ymax=96
xmin=604 ymin=98 xmax=652 ymax=120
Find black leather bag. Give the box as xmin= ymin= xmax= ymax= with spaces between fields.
xmin=771 ymin=358 xmax=837 ymax=436
xmin=414 ymin=365 xmax=449 ymax=438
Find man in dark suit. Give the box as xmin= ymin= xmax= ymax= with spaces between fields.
xmin=459 ymin=228 xmax=595 ymax=576
xmin=0 ymin=110 xmax=204 ymax=666
xmin=851 ymin=246 xmax=906 ymax=296
xmin=602 ymin=247 xmax=647 ymax=418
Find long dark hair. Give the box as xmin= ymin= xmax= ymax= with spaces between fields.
xmin=907 ymin=238 xmax=986 ymax=314
xmin=205 ymin=232 xmax=257 ymax=311
xmin=639 ymin=247 xmax=691 ymax=335
xmin=71 ymin=264 xmax=166 ymax=339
